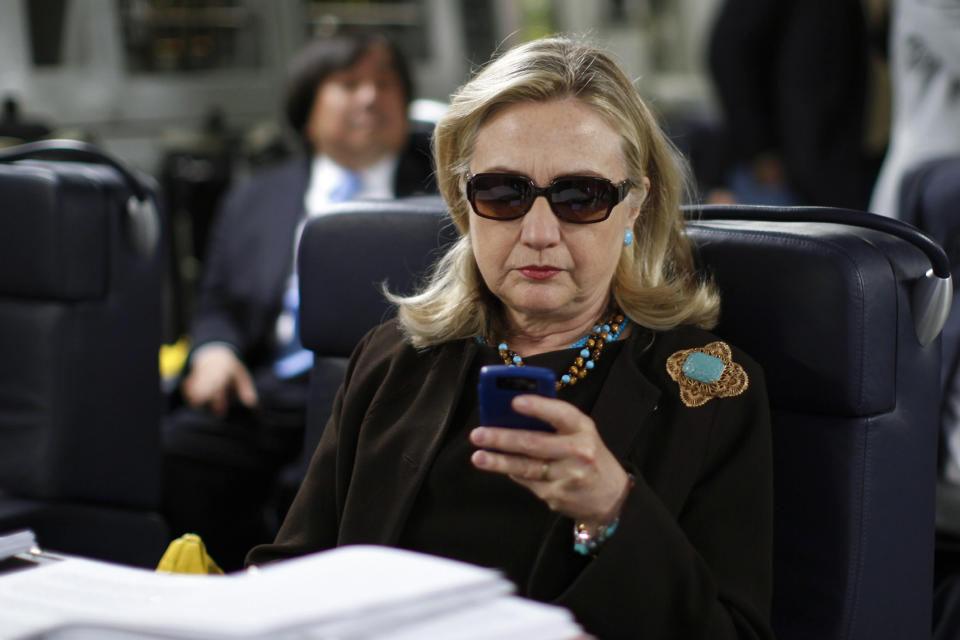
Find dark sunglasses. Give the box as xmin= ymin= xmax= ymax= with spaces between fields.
xmin=466 ymin=173 xmax=632 ymax=224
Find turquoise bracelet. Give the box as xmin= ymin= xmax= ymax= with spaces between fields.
xmin=573 ymin=518 xmax=619 ymax=556
xmin=572 ymin=473 xmax=634 ymax=556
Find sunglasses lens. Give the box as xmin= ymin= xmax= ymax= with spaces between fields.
xmin=467 ymin=174 xmax=623 ymax=223
xmin=469 ymin=174 xmax=531 ymax=220
xmin=549 ymin=178 xmax=615 ymax=222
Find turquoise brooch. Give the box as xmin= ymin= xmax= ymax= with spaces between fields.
xmin=666 ymin=341 xmax=749 ymax=407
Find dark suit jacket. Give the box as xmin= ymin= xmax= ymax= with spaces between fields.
xmin=708 ymin=0 xmax=876 ymax=209
xmin=189 ymin=133 xmax=436 ymax=377
xmin=249 ymin=320 xmax=774 ymax=639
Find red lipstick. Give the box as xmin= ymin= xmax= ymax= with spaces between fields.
xmin=518 ymin=265 xmax=561 ymax=280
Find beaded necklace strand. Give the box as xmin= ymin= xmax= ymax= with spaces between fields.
xmin=482 ymin=304 xmax=628 ymax=391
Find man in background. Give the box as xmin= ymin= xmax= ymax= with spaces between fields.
xmin=706 ymin=0 xmax=888 ymax=209
xmin=163 ymin=31 xmax=436 ymax=570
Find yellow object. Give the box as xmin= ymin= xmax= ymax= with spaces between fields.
xmin=156 ymin=533 xmax=224 ymax=575
xmin=160 ymin=336 xmax=191 ymax=381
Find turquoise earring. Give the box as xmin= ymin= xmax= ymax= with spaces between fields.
xmin=624 ymin=229 xmax=634 ymax=246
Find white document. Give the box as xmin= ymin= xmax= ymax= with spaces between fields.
xmin=372 ymin=595 xmax=581 ymax=640
xmin=0 ymin=545 xmax=583 ymax=640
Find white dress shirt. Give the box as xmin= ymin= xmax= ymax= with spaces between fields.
xmin=303 ymin=153 xmax=400 ymax=217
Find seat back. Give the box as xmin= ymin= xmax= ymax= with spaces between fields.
xmin=296 ymin=198 xmax=943 ymax=639
xmin=289 ymin=197 xmax=456 ymax=491
xmin=0 ymin=142 xmax=167 ymax=565
xmin=686 ymin=204 xmax=944 ymax=639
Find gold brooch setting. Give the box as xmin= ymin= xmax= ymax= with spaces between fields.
xmin=666 ymin=341 xmax=749 ymax=408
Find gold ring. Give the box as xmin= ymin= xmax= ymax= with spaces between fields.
xmin=540 ymin=461 xmax=550 ymax=481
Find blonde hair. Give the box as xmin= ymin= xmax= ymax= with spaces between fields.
xmin=388 ymin=36 xmax=719 ymax=347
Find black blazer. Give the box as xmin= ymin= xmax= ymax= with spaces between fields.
xmin=189 ymin=134 xmax=436 ymax=374
xmin=249 ymin=320 xmax=774 ymax=640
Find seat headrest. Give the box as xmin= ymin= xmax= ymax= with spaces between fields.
xmin=0 ymin=161 xmax=116 ymax=300
xmin=689 ymin=219 xmax=921 ymax=416
xmin=298 ymin=197 xmax=456 ymax=356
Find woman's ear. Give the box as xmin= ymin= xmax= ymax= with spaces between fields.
xmin=627 ymin=176 xmax=650 ymax=228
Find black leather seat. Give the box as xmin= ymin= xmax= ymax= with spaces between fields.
xmin=278 ymin=197 xmax=458 ymax=509
xmin=899 ymin=157 xmax=960 ymax=633
xmin=686 ymin=204 xmax=947 ymax=639
xmin=900 ymin=157 xmax=960 ymax=469
xmin=0 ymin=142 xmax=169 ymax=567
xmin=295 ymin=196 xmax=947 ymax=639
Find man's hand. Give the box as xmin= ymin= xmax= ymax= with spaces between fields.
xmin=182 ymin=344 xmax=259 ymax=418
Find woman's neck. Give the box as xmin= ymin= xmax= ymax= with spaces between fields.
xmin=502 ymin=299 xmax=611 ymax=358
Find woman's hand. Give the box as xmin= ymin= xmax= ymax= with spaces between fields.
xmin=469 ymin=394 xmax=631 ymax=529
xmin=182 ymin=344 xmax=259 ymax=417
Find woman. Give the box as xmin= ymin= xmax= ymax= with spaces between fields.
xmin=248 ymin=36 xmax=773 ymax=639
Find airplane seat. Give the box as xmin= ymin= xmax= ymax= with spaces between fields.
xmin=0 ymin=141 xmax=169 ymax=567
xmin=293 ymin=197 xmax=946 ymax=639
xmin=687 ymin=204 xmax=947 ymax=640
xmin=898 ymin=155 xmax=960 ymax=587
xmin=276 ymin=196 xmax=457 ymax=515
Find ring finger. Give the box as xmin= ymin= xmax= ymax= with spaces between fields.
xmin=472 ymin=449 xmax=555 ymax=482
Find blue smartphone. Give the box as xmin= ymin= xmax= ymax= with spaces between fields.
xmin=478 ymin=365 xmax=557 ymax=432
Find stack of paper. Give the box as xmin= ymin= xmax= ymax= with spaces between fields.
xmin=0 ymin=544 xmax=583 ymax=639
xmin=0 ymin=530 xmax=36 ymax=562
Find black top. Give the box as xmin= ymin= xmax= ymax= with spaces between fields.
xmin=397 ymin=341 xmax=624 ymax=589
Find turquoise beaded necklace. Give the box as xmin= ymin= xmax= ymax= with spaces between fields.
xmin=480 ymin=304 xmax=628 ymax=391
